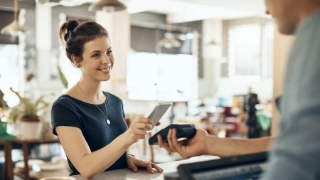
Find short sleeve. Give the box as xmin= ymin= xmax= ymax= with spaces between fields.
xmin=51 ymin=99 xmax=82 ymax=136
xmin=121 ymin=100 xmax=125 ymax=119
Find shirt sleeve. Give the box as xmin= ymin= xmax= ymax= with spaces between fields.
xmin=121 ymin=100 xmax=125 ymax=119
xmin=51 ymin=99 xmax=82 ymax=136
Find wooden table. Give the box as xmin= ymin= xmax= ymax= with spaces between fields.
xmin=73 ymin=155 xmax=219 ymax=180
xmin=1 ymin=137 xmax=59 ymax=180
xmin=1 ymin=141 xmax=14 ymax=180
xmin=14 ymin=137 xmax=59 ymax=180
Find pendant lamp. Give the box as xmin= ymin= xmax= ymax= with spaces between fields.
xmin=158 ymin=23 xmax=181 ymax=49
xmin=88 ymin=0 xmax=127 ymax=12
xmin=1 ymin=0 xmax=27 ymax=35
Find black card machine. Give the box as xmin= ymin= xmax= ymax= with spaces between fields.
xmin=148 ymin=124 xmax=197 ymax=145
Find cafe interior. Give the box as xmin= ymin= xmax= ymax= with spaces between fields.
xmin=0 ymin=0 xmax=295 ymax=179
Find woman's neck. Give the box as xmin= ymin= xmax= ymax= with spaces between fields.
xmin=77 ymin=77 xmax=104 ymax=102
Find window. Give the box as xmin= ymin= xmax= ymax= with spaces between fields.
xmin=0 ymin=44 xmax=20 ymax=106
xmin=226 ymin=21 xmax=274 ymax=80
xmin=127 ymin=53 xmax=198 ymax=101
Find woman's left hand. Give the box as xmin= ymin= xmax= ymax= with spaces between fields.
xmin=127 ymin=155 xmax=163 ymax=173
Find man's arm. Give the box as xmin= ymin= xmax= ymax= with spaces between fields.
xmin=158 ymin=129 xmax=275 ymax=158
xmin=206 ymin=135 xmax=275 ymax=157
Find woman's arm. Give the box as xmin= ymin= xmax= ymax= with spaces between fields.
xmin=57 ymin=127 xmax=127 ymax=178
xmin=56 ymin=117 xmax=151 ymax=179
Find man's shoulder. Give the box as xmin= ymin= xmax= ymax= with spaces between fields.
xmin=296 ymin=10 xmax=320 ymax=35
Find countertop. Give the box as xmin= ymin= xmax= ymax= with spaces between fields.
xmin=73 ymin=155 xmax=219 ymax=180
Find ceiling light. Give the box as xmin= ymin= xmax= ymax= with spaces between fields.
xmin=158 ymin=32 xmax=181 ymax=49
xmin=1 ymin=0 xmax=27 ymax=36
xmin=36 ymin=0 xmax=60 ymax=6
xmin=88 ymin=0 xmax=127 ymax=12
xmin=207 ymin=40 xmax=219 ymax=46
xmin=36 ymin=0 xmax=85 ymax=7
xmin=158 ymin=23 xmax=181 ymax=49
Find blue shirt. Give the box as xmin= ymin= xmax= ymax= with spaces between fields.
xmin=51 ymin=92 xmax=128 ymax=175
xmin=262 ymin=11 xmax=320 ymax=179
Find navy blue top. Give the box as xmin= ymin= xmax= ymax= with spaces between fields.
xmin=51 ymin=91 xmax=128 ymax=175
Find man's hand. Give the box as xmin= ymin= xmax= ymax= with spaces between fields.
xmin=127 ymin=155 xmax=163 ymax=173
xmin=157 ymin=129 xmax=208 ymax=158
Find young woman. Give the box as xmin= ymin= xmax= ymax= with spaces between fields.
xmin=51 ymin=20 xmax=162 ymax=179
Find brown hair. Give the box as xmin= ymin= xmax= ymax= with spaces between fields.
xmin=59 ymin=19 xmax=110 ymax=67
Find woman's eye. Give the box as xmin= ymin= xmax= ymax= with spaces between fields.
xmin=92 ymin=53 xmax=100 ymax=57
xmin=107 ymin=50 xmax=112 ymax=55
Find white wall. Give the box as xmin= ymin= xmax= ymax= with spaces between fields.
xmin=198 ymin=19 xmax=222 ymax=98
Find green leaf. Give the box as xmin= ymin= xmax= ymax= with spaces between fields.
xmin=9 ymin=88 xmax=54 ymax=121
xmin=57 ymin=64 xmax=68 ymax=89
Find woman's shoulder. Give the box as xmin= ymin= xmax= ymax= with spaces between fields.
xmin=104 ymin=91 xmax=123 ymax=104
xmin=52 ymin=94 xmax=78 ymax=108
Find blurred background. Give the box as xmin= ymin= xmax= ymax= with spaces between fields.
xmin=0 ymin=0 xmax=294 ymax=179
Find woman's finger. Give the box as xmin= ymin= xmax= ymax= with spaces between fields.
xmin=135 ymin=117 xmax=152 ymax=124
xmin=151 ymin=163 xmax=163 ymax=173
xmin=146 ymin=162 xmax=153 ymax=173
xmin=131 ymin=122 xmax=151 ymax=129
xmin=131 ymin=122 xmax=146 ymax=129
xmin=127 ymin=158 xmax=138 ymax=172
xmin=132 ymin=128 xmax=147 ymax=135
xmin=135 ymin=160 xmax=153 ymax=173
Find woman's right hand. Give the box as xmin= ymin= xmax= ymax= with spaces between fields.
xmin=124 ymin=117 xmax=152 ymax=145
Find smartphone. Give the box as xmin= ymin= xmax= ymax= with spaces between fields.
xmin=145 ymin=103 xmax=172 ymax=131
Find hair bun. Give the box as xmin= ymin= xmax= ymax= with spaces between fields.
xmin=67 ymin=20 xmax=79 ymax=32
xmin=63 ymin=20 xmax=79 ymax=41
xmin=64 ymin=32 xmax=70 ymax=41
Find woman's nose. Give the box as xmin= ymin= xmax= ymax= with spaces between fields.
xmin=102 ymin=54 xmax=110 ymax=64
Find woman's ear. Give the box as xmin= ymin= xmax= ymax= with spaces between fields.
xmin=71 ymin=55 xmax=81 ymax=67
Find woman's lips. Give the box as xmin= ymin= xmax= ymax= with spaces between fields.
xmin=98 ymin=68 xmax=110 ymax=74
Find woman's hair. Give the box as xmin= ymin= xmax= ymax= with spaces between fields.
xmin=59 ymin=20 xmax=109 ymax=67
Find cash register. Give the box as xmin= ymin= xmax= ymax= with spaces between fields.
xmin=164 ymin=152 xmax=268 ymax=180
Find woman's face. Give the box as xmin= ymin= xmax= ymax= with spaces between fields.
xmin=78 ymin=36 xmax=113 ymax=82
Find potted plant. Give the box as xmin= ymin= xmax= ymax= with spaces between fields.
xmin=9 ymin=87 xmax=53 ymax=139
xmin=6 ymin=105 xmax=20 ymax=136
